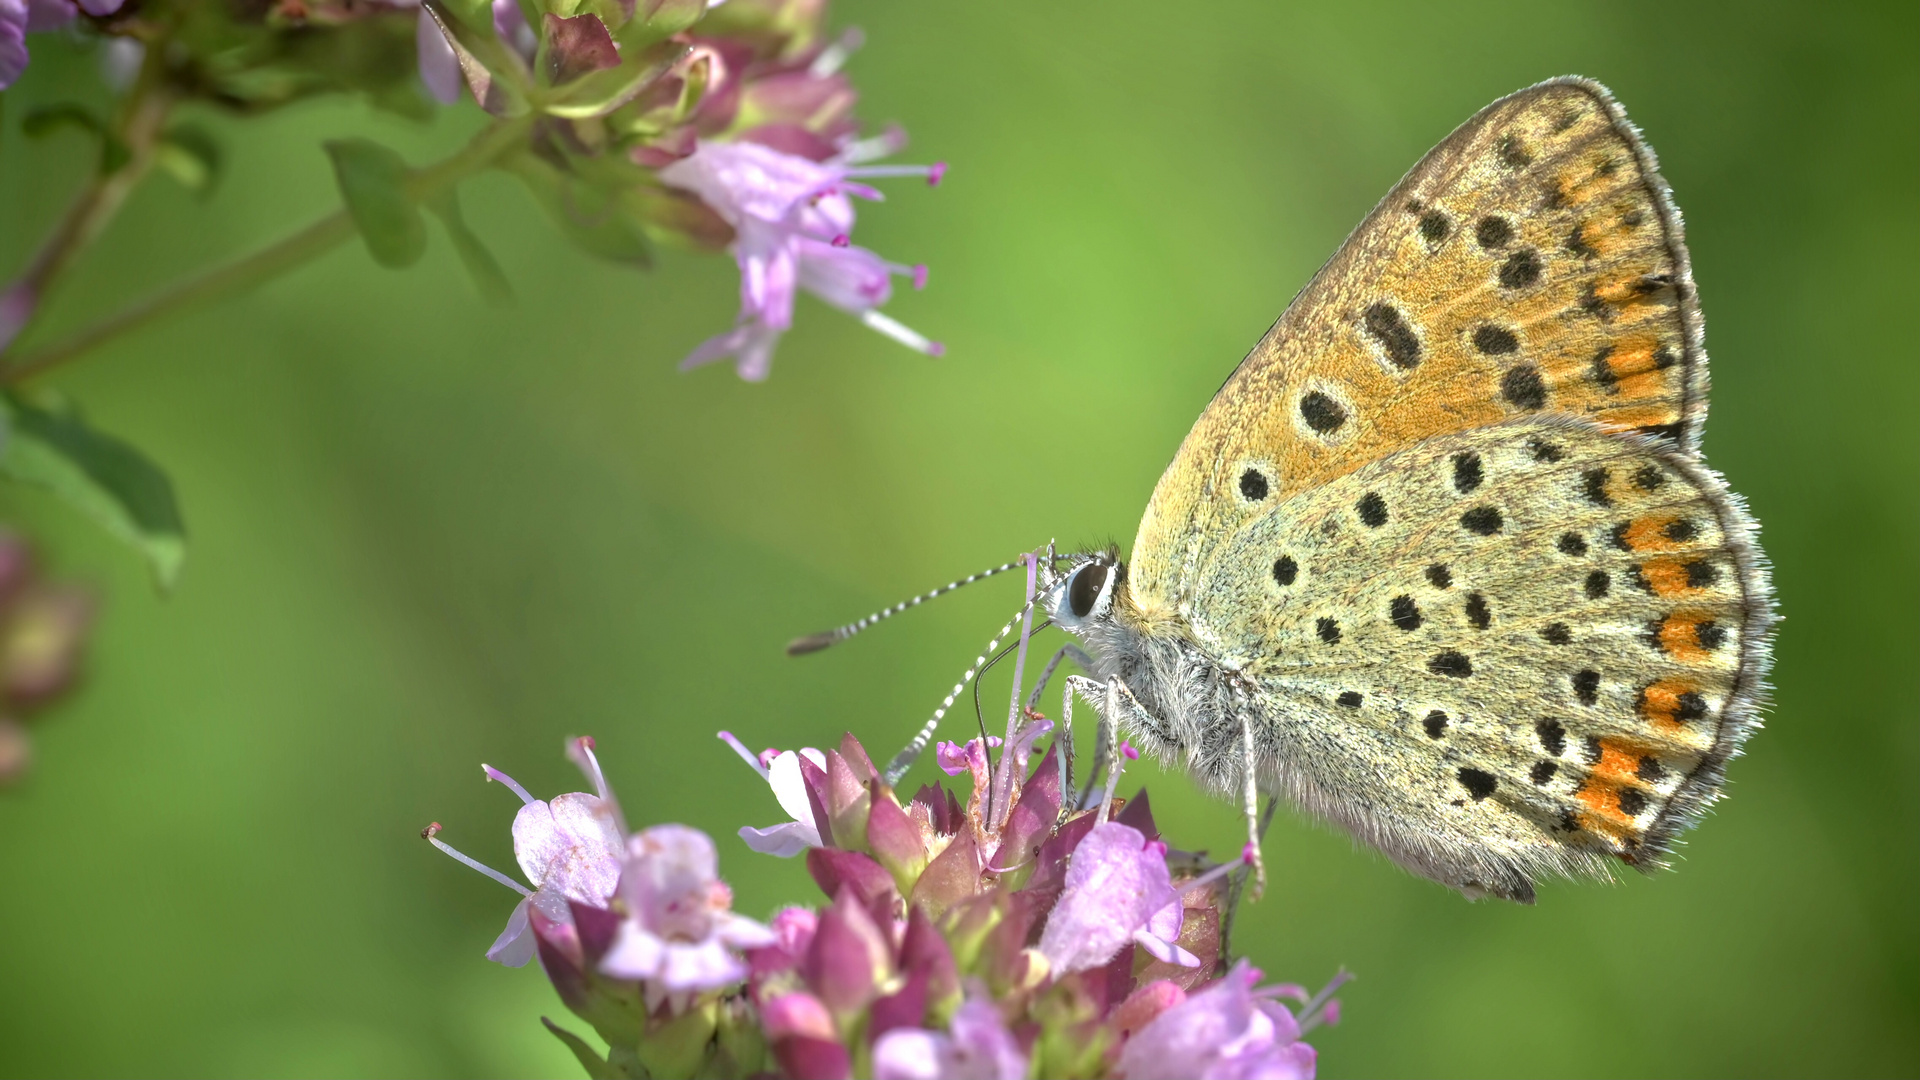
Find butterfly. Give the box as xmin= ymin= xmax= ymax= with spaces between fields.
xmin=1026 ymin=76 xmax=1775 ymax=903
xmin=796 ymin=77 xmax=1773 ymax=904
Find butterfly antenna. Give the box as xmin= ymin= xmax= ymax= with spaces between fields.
xmin=881 ymin=593 xmax=1040 ymax=787
xmin=786 ymin=558 xmax=1030 ymax=656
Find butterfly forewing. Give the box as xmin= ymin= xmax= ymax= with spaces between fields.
xmin=1133 ymin=77 xmax=1706 ymax=613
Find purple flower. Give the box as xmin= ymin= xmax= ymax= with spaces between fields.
xmin=599 ymin=823 xmax=777 ymax=994
xmin=721 ymin=731 xmax=827 ymax=857
xmin=1116 ymin=960 xmax=1321 ymax=1080
xmin=424 ymin=738 xmax=625 ymax=967
xmin=0 ymin=0 xmax=125 ymax=90
xmin=1036 ymin=822 xmax=1202 ymax=975
xmin=658 ymin=138 xmax=943 ymax=381
xmin=872 ymin=994 xmax=1028 ymax=1080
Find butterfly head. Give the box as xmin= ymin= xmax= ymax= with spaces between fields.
xmin=1042 ymin=548 xmax=1123 ymax=632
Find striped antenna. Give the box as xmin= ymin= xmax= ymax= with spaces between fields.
xmin=786 ymin=558 xmax=1030 ymax=656
xmin=881 ymin=589 xmax=1041 ymax=786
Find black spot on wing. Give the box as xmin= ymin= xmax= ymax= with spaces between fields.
xmin=1451 ymin=452 xmax=1483 ymax=494
xmin=1498 ymin=249 xmax=1543 ymax=289
xmin=1536 ymin=720 xmax=1566 ymax=756
xmin=1464 ymin=592 xmax=1491 ymax=630
xmin=1582 ymin=468 xmax=1612 ymax=506
xmin=1357 ymin=493 xmax=1389 ymax=528
xmin=1272 ymin=555 xmax=1298 ymax=586
xmin=1423 ymin=710 xmax=1449 ymax=739
xmin=1363 ymin=303 xmax=1422 ymax=370
xmin=1501 ymin=364 xmax=1547 ymax=409
xmin=1390 ymin=595 xmax=1424 ymax=632
xmin=1473 ymin=325 xmax=1519 ymax=355
xmin=1458 ymin=767 xmax=1497 ymax=800
xmin=1460 ymin=506 xmax=1504 ymax=535
xmin=1573 ymin=669 xmax=1601 ymax=706
xmin=1239 ymin=468 xmax=1269 ymax=501
xmin=1299 ymin=391 xmax=1347 ymax=433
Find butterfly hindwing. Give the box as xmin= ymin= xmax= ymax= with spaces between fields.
xmin=1177 ymin=418 xmax=1770 ymax=898
xmin=1132 ymin=77 xmax=1706 ymax=613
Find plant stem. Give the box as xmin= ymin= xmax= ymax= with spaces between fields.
xmin=0 ymin=114 xmax=535 ymax=385
xmin=0 ymin=43 xmax=174 ymax=354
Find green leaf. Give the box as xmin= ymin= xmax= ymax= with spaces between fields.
xmin=155 ymin=124 xmax=223 ymax=197
xmin=0 ymin=394 xmax=186 ymax=591
xmin=427 ymin=190 xmax=514 ymax=303
xmin=324 ymin=138 xmax=428 ymax=269
xmin=22 ymin=103 xmax=130 ymax=173
xmin=22 ymin=103 xmax=105 ymax=140
xmin=541 ymin=1018 xmax=629 ymax=1080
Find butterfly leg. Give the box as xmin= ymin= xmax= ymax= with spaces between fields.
xmin=1063 ymin=674 xmax=1176 ymax=821
xmin=1222 ymin=796 xmax=1280 ymax=954
xmin=1240 ymin=712 xmax=1267 ymax=898
xmin=1026 ymin=644 xmax=1094 ymax=712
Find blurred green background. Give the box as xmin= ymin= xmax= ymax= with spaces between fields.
xmin=1 ymin=0 xmax=1915 ymax=1076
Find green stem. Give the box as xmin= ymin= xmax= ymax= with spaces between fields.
xmin=0 ymin=43 xmax=174 ymax=353
xmin=0 ymin=114 xmax=535 ymax=385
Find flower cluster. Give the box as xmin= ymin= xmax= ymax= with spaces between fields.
xmin=430 ymin=725 xmax=1345 ymax=1078
xmin=0 ymin=530 xmax=94 ymax=785
xmin=6 ymin=0 xmax=940 ymax=381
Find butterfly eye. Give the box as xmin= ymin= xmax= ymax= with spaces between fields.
xmin=1068 ymin=562 xmax=1112 ymax=620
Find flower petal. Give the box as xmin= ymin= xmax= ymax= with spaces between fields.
xmin=659 ymin=938 xmax=748 ymax=992
xmin=0 ymin=0 xmax=29 ymax=90
xmin=415 ymin=8 xmax=463 ymax=105
xmin=23 ymin=0 xmax=74 ymax=35
xmin=738 ymin=820 xmax=819 ymax=857
xmin=767 ymin=751 xmax=817 ymax=825
xmin=599 ymin=922 xmax=665 ymax=979
xmin=485 ymin=897 xmax=536 ymax=967
xmin=871 ymin=1029 xmax=945 ymax=1080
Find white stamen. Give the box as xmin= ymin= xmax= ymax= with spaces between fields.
xmin=808 ymin=26 xmax=864 ymax=77
xmin=425 ymin=824 xmax=534 ymax=897
xmin=842 ymin=126 xmax=907 ymax=164
xmin=718 ymin=731 xmax=770 ymax=779
xmin=567 ymin=736 xmax=629 ymax=836
xmin=843 ymin=164 xmax=939 ymax=179
xmin=861 ymin=310 xmax=942 ymax=355
xmin=482 ymin=765 xmax=537 ymax=806
xmin=568 ymin=737 xmax=610 ymax=801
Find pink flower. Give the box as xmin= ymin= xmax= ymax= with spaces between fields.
xmin=425 ymin=738 xmax=624 ymax=968
xmin=720 ymin=731 xmax=828 ymax=857
xmin=1116 ymin=960 xmax=1325 ymax=1080
xmin=1036 ymin=822 xmax=1201 ymax=975
xmin=659 ymin=138 xmax=943 ymax=380
xmin=0 ymin=0 xmax=125 ymax=90
xmin=872 ymin=994 xmax=1028 ymax=1080
xmin=599 ymin=824 xmax=778 ymax=993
